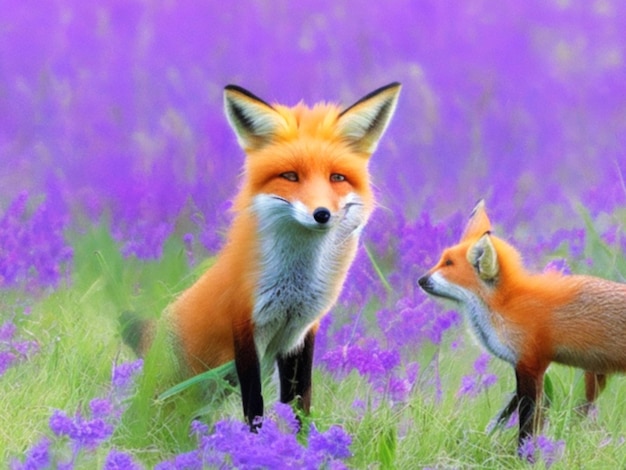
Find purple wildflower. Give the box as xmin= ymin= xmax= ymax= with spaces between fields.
xmin=49 ymin=409 xmax=113 ymax=449
xmin=544 ymin=228 xmax=586 ymax=260
xmin=117 ymin=220 xmax=173 ymax=260
xmin=0 ymin=351 xmax=16 ymax=375
xmin=154 ymin=451 xmax=203 ymax=470
xmin=111 ymin=358 xmax=144 ymax=391
xmin=189 ymin=420 xmax=209 ymax=439
xmin=472 ymin=353 xmax=490 ymax=376
xmin=457 ymin=353 xmax=498 ymax=398
xmin=49 ymin=410 xmax=76 ymax=438
xmin=273 ymin=402 xmax=301 ymax=435
xmin=0 ymin=322 xmax=16 ymax=342
xmin=89 ymin=398 xmax=114 ymax=419
xmin=74 ymin=416 xmax=114 ymax=448
xmin=10 ymin=437 xmax=51 ymax=470
xmin=458 ymin=375 xmax=478 ymax=397
xmin=11 ymin=340 xmax=38 ymax=357
xmin=378 ymin=295 xmax=461 ymax=353
xmin=319 ymin=336 xmax=399 ymax=382
xmin=519 ymin=435 xmax=565 ymax=467
xmin=0 ymin=320 xmax=39 ymax=376
xmin=18 ymin=359 xmax=144 ymax=465
xmin=104 ymin=450 xmax=143 ymax=470
xmin=308 ymin=423 xmax=352 ymax=460
xmin=158 ymin=404 xmax=353 ymax=469
xmin=543 ymin=258 xmax=572 ymax=275
xmin=0 ymin=192 xmax=72 ymax=289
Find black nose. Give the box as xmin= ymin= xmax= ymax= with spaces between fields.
xmin=417 ymin=276 xmax=430 ymax=289
xmin=313 ymin=207 xmax=331 ymax=224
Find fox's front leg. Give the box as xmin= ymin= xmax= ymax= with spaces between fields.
xmin=234 ymin=321 xmax=264 ymax=431
xmin=276 ymin=327 xmax=316 ymax=414
xmin=493 ymin=393 xmax=519 ymax=429
xmin=515 ymin=364 xmax=545 ymax=452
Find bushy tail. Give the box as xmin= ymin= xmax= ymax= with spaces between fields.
xmin=120 ymin=311 xmax=155 ymax=357
xmin=119 ymin=310 xmax=185 ymax=384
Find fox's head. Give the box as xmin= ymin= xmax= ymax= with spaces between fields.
xmin=222 ymin=83 xmax=401 ymax=236
xmin=418 ymin=200 xmax=523 ymax=304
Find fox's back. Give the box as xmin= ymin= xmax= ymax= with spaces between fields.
xmin=549 ymin=275 xmax=626 ymax=372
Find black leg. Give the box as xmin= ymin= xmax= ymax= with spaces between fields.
xmin=233 ymin=322 xmax=264 ymax=431
xmin=276 ymin=328 xmax=316 ymax=413
xmin=515 ymin=366 xmax=542 ymax=451
xmin=494 ymin=392 xmax=520 ymax=429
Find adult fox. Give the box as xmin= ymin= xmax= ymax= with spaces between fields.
xmin=419 ymin=200 xmax=626 ymax=451
xmin=123 ymin=83 xmax=401 ymax=429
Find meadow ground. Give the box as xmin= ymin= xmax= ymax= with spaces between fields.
xmin=2 ymin=1 xmax=626 ymax=468
xmin=2 ymin=217 xmax=626 ymax=468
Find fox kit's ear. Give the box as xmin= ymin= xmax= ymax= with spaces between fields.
xmin=337 ymin=82 xmax=401 ymax=155
xmin=224 ymin=85 xmax=288 ymax=150
xmin=467 ymin=233 xmax=499 ymax=281
xmin=460 ymin=199 xmax=492 ymax=241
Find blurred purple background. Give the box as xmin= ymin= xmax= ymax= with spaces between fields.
xmin=1 ymin=0 xmax=625 ymax=286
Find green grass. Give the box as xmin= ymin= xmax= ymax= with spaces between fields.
xmin=2 ymin=218 xmax=626 ymax=468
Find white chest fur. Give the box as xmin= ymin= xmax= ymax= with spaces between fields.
xmin=250 ymin=193 xmax=365 ymax=362
xmin=430 ymin=272 xmax=518 ymax=364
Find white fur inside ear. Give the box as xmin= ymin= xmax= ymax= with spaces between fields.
xmin=337 ymin=84 xmax=400 ymax=154
xmin=224 ymin=89 xmax=287 ymax=149
xmin=468 ymin=235 xmax=499 ymax=281
xmin=338 ymin=105 xmax=387 ymax=141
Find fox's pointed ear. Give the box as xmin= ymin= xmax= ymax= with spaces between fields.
xmin=336 ymin=82 xmax=401 ymax=155
xmin=460 ymin=199 xmax=492 ymax=241
xmin=224 ymin=85 xmax=288 ymax=150
xmin=467 ymin=233 xmax=499 ymax=281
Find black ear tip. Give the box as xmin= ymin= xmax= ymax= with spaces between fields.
xmin=374 ymin=82 xmax=402 ymax=97
xmin=468 ymin=198 xmax=486 ymax=217
xmin=224 ymin=85 xmax=274 ymax=109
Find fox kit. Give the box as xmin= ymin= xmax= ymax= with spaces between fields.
xmin=123 ymin=83 xmax=401 ymax=428
xmin=418 ymin=200 xmax=626 ymax=450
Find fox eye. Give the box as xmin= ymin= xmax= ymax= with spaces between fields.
xmin=330 ymin=173 xmax=346 ymax=182
xmin=444 ymin=259 xmax=454 ymax=266
xmin=280 ymin=172 xmax=298 ymax=182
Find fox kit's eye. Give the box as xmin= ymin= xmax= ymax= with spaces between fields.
xmin=330 ymin=173 xmax=346 ymax=182
xmin=444 ymin=259 xmax=453 ymax=266
xmin=280 ymin=172 xmax=298 ymax=182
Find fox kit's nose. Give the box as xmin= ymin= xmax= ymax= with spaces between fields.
xmin=417 ymin=275 xmax=430 ymax=289
xmin=313 ymin=207 xmax=331 ymax=224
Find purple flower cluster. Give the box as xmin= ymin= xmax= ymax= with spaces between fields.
xmin=378 ymin=295 xmax=461 ymax=352
xmin=48 ymin=405 xmax=114 ymax=451
xmin=0 ymin=320 xmax=38 ymax=376
xmin=518 ymin=434 xmax=566 ymax=467
xmin=318 ymin=296 xmax=457 ymax=404
xmin=0 ymin=192 xmax=72 ymax=289
xmin=11 ymin=359 xmax=144 ymax=469
xmin=456 ymin=353 xmax=498 ymax=398
xmin=104 ymin=451 xmax=143 ymax=470
xmin=111 ymin=357 xmax=145 ymax=394
xmin=317 ymin=210 xmax=463 ymax=404
xmin=319 ymin=328 xmax=418 ymax=404
xmin=156 ymin=403 xmax=352 ymax=470
xmin=12 ymin=361 xmax=351 ymax=469
xmin=1 ymin=0 xmax=625 ymax=270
